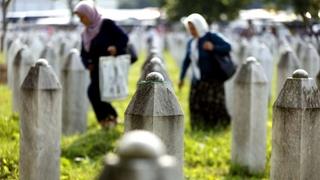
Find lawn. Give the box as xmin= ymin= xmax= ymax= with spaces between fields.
xmin=0 ymin=51 xmax=272 ymax=179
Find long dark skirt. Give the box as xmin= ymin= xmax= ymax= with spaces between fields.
xmin=88 ymin=71 xmax=117 ymax=122
xmin=189 ymin=79 xmax=230 ymax=129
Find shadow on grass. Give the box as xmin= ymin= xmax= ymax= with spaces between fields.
xmin=61 ymin=126 xmax=122 ymax=161
xmin=187 ymin=124 xmax=231 ymax=138
xmin=223 ymin=164 xmax=266 ymax=180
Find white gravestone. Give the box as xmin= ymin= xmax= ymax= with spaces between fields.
xmin=271 ymin=69 xmax=320 ymax=180
xmin=12 ymin=46 xmax=34 ymax=112
xmin=99 ymin=130 xmax=179 ymax=180
xmin=125 ymin=72 xmax=184 ymax=179
xmin=277 ymin=47 xmax=300 ymax=95
xmin=232 ymin=57 xmax=269 ymax=174
xmin=61 ymin=49 xmax=89 ymax=135
xmin=19 ymin=59 xmax=62 ymax=180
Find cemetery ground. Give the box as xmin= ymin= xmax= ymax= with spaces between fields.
xmin=0 ymin=51 xmax=273 ymax=180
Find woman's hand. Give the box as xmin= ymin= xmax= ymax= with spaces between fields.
xmin=88 ymin=64 xmax=94 ymax=72
xmin=203 ymin=41 xmax=214 ymax=51
xmin=107 ymin=46 xmax=117 ymax=56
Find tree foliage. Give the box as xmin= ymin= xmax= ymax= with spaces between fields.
xmin=264 ymin=0 xmax=320 ymax=20
xmin=118 ymin=0 xmax=161 ymax=9
xmin=164 ymin=0 xmax=252 ymax=23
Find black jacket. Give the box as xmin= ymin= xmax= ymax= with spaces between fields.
xmin=180 ymin=32 xmax=231 ymax=82
xmin=80 ymin=19 xmax=129 ymax=69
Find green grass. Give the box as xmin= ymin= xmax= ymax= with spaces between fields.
xmin=0 ymin=51 xmax=273 ymax=179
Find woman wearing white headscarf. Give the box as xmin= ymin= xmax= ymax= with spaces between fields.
xmin=178 ymin=13 xmax=231 ymax=129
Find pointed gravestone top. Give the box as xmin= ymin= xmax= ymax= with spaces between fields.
xmin=21 ymin=59 xmax=61 ymax=90
xmin=278 ymin=47 xmax=300 ymax=68
xmin=62 ymin=49 xmax=85 ymax=71
xmin=235 ymin=57 xmax=268 ymax=83
xmin=118 ymin=130 xmax=166 ymax=159
xmin=274 ymin=69 xmax=320 ymax=109
xmin=292 ymin=69 xmax=308 ymax=78
xmin=149 ymin=57 xmax=163 ymax=66
xmin=140 ymin=57 xmax=170 ymax=83
xmin=125 ymin=72 xmax=183 ymax=116
xmin=146 ymin=72 xmax=164 ymax=82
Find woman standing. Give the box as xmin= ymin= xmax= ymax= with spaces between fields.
xmin=74 ymin=0 xmax=129 ymax=128
xmin=178 ymin=13 xmax=231 ymax=130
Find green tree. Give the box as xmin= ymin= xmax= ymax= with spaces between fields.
xmin=118 ymin=0 xmax=161 ymax=9
xmin=264 ymin=0 xmax=320 ymax=21
xmin=164 ymin=0 xmax=252 ymax=23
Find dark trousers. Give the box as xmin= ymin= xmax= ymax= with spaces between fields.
xmin=88 ymin=80 xmax=117 ymax=122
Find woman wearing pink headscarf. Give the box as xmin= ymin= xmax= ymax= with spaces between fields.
xmin=74 ymin=0 xmax=129 ymax=128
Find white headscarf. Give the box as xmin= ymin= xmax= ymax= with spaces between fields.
xmin=183 ymin=13 xmax=209 ymax=80
xmin=183 ymin=13 xmax=209 ymax=38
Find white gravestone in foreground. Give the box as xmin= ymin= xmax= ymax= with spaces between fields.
xmin=271 ymin=69 xmax=320 ymax=180
xmin=19 ymin=59 xmax=62 ymax=180
xmin=99 ymin=130 xmax=179 ymax=180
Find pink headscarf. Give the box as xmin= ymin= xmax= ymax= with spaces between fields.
xmin=74 ymin=0 xmax=103 ymax=52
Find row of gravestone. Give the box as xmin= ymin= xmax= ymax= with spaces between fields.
xmin=17 ymin=41 xmax=185 ymax=179
xmin=168 ymin=30 xmax=320 ymax=178
xmin=5 ymin=31 xmax=81 ymax=88
xmin=11 ymin=29 xmax=320 ymax=179
xmin=5 ymin=35 xmax=89 ymax=136
xmin=226 ymin=55 xmax=320 ymax=179
xmin=166 ymin=31 xmax=320 ymax=99
xmin=8 ymin=28 xmax=320 ymax=179
xmin=4 ymin=29 xmax=165 ymax=137
xmin=18 ymin=54 xmax=320 ymax=180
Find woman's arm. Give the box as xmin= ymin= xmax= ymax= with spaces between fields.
xmin=108 ymin=20 xmax=129 ymax=54
xmin=210 ymin=33 xmax=231 ymax=54
xmin=179 ymin=41 xmax=192 ymax=81
xmin=80 ymin=43 xmax=93 ymax=69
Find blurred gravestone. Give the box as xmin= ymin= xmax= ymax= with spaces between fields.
xmin=26 ymin=36 xmax=44 ymax=61
xmin=40 ymin=43 xmax=60 ymax=78
xmin=255 ymin=43 xmax=274 ymax=99
xmin=61 ymin=49 xmax=89 ymax=135
xmin=7 ymin=39 xmax=23 ymax=89
xmin=19 ymin=59 xmax=62 ymax=180
xmin=301 ymin=43 xmax=320 ymax=78
xmin=4 ymin=33 xmax=14 ymax=63
xmin=271 ymin=69 xmax=320 ymax=180
xmin=166 ymin=32 xmax=187 ymax=67
xmin=277 ymin=47 xmax=300 ymax=95
xmin=224 ymin=53 xmax=240 ymax=119
xmin=231 ymin=57 xmax=268 ymax=174
xmin=139 ymin=57 xmax=172 ymax=89
xmin=12 ymin=46 xmax=34 ymax=112
xmin=59 ymin=40 xmax=74 ymax=61
xmin=99 ymin=130 xmax=179 ymax=180
xmin=141 ymin=48 xmax=161 ymax=71
xmin=125 ymin=72 xmax=184 ymax=179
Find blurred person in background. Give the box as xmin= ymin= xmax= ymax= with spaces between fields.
xmin=178 ymin=13 xmax=231 ymax=130
xmin=240 ymin=19 xmax=256 ymax=39
xmin=74 ymin=0 xmax=129 ymax=128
